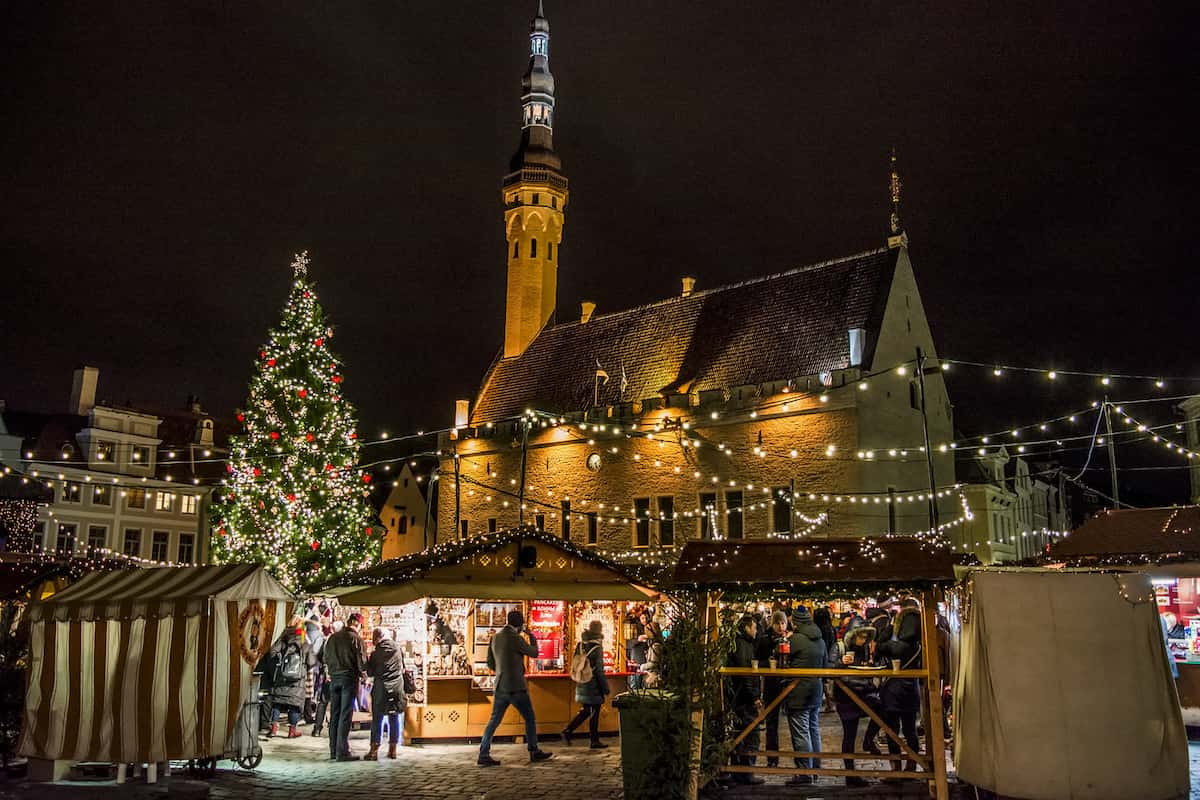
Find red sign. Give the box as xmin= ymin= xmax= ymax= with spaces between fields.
xmin=529 ymin=600 xmax=564 ymax=666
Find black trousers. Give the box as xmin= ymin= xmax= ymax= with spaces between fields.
xmin=881 ymin=710 xmax=920 ymax=767
xmin=838 ymin=708 xmax=862 ymax=771
xmin=731 ymin=705 xmax=760 ymax=784
xmin=564 ymin=703 xmax=602 ymax=739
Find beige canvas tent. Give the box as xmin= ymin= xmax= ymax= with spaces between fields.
xmin=20 ymin=564 xmax=293 ymax=765
xmin=955 ymin=569 xmax=1188 ymax=800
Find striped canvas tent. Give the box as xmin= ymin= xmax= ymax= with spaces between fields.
xmin=19 ymin=564 xmax=294 ymax=764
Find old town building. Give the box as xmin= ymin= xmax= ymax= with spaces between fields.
xmin=0 ymin=367 xmax=226 ymax=563
xmin=436 ymin=5 xmax=957 ymax=552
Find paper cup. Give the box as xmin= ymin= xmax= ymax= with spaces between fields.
xmin=752 ymin=661 xmax=759 ymax=671
xmin=891 ymin=659 xmax=902 ymax=672
xmin=768 ymin=658 xmax=777 ymax=670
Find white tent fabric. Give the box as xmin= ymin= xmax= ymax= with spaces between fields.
xmin=955 ymin=570 xmax=1189 ymax=800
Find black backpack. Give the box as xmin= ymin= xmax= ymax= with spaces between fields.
xmin=276 ymin=641 xmax=304 ymax=683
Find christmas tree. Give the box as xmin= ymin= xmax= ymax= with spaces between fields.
xmin=212 ymin=251 xmax=378 ymax=588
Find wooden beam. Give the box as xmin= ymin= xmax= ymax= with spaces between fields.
xmin=721 ymin=666 xmax=928 ymax=678
xmin=922 ymin=590 xmax=950 ymax=800
xmin=727 ymin=678 xmax=800 ymax=748
xmin=721 ymin=765 xmax=925 ymax=780
xmin=748 ymin=750 xmax=897 ymax=760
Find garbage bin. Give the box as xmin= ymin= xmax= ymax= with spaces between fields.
xmin=613 ymin=690 xmax=691 ymax=800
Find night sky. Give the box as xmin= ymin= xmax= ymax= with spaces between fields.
xmin=2 ymin=2 xmax=1196 ymax=503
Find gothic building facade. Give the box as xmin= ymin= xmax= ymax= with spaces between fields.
xmin=436 ymin=5 xmax=957 ymax=554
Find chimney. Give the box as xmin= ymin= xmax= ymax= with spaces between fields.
xmin=848 ymin=328 xmax=866 ymax=367
xmin=681 ymin=276 xmax=696 ymax=298
xmin=580 ymin=301 xmax=596 ymax=324
xmin=454 ymin=399 xmax=470 ymax=428
xmin=70 ymin=367 xmax=99 ymax=415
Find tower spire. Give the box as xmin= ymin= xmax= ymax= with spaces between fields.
xmin=887 ymin=148 xmax=908 ymax=249
xmin=501 ymin=3 xmax=569 ymax=359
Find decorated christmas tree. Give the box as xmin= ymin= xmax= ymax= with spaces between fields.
xmin=212 ymin=251 xmax=378 ymax=588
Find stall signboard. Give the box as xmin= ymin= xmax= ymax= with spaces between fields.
xmin=529 ymin=599 xmax=565 ymax=673
xmin=572 ymin=600 xmax=619 ymax=670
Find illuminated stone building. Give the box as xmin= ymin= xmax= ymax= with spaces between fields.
xmin=436 ymin=5 xmax=956 ymax=552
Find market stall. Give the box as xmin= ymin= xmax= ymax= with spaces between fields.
xmin=1049 ymin=505 xmax=1200 ymax=729
xmin=955 ymin=568 xmax=1188 ymax=800
xmin=318 ymin=527 xmax=657 ymax=741
xmin=20 ymin=563 xmax=294 ymax=777
xmin=673 ymin=537 xmax=962 ymax=800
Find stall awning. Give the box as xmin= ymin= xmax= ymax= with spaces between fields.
xmin=1051 ymin=505 xmax=1200 ymax=564
xmin=29 ymin=563 xmax=294 ymax=622
xmin=673 ymin=537 xmax=967 ymax=594
xmin=314 ymin=527 xmax=657 ymax=603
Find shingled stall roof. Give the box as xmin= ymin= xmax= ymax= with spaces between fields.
xmin=1051 ymin=506 xmax=1200 ymax=564
xmin=672 ymin=538 xmax=966 ymax=595
xmin=313 ymin=526 xmax=657 ymax=606
xmin=473 ymin=248 xmax=897 ymax=423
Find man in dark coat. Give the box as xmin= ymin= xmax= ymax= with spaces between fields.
xmin=784 ymin=605 xmax=828 ymax=785
xmin=875 ymin=606 xmax=923 ymax=771
xmin=477 ymin=609 xmax=554 ymax=766
xmin=267 ymin=615 xmax=317 ymax=738
xmin=725 ymin=614 xmax=763 ymax=785
xmin=365 ymin=627 xmax=407 ymax=760
xmin=323 ymin=613 xmax=366 ymax=761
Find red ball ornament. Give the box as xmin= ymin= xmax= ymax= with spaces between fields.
xmin=259 ymin=350 xmax=266 ymax=359
xmin=311 ymin=541 xmax=320 ymax=550
xmin=267 ymin=358 xmax=276 ymax=367
xmin=270 ymin=431 xmax=280 ymax=440
xmin=362 ymin=474 xmax=372 ymax=483
xmin=218 ymin=527 xmax=228 ymax=537
xmin=325 ymin=463 xmax=335 ymax=472
xmin=287 ymin=493 xmax=297 ymax=502
xmin=297 ymin=389 xmax=307 ymax=398
xmin=252 ymin=467 xmax=262 ymax=477
xmin=304 ymin=291 xmax=311 ymax=298
xmin=314 ymin=338 xmax=324 ymax=347
xmin=332 ymin=375 xmax=343 ymax=384
xmin=236 ymin=412 xmax=245 ymax=422
xmin=225 ymin=464 xmax=234 ymax=473
xmin=305 ymin=433 xmax=315 ymax=442
xmin=349 ymin=433 xmax=357 ymax=439
xmin=365 ymin=526 xmax=373 ymax=535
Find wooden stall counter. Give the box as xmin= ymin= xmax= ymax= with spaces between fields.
xmin=404 ymin=673 xmax=632 ymax=742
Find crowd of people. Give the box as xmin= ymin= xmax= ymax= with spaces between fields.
xmin=724 ymin=598 xmax=951 ymax=788
xmin=258 ymin=611 xmax=409 ymax=762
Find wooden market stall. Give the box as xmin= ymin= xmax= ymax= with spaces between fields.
xmin=318 ymin=527 xmax=658 ymax=741
xmin=20 ymin=564 xmax=294 ymax=780
xmin=673 ymin=537 xmax=963 ymax=800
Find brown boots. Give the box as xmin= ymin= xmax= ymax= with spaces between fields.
xmin=388 ymin=743 xmax=398 ymax=759
xmin=366 ymin=744 xmax=379 ymax=761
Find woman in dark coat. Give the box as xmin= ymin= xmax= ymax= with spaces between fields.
xmin=833 ymin=623 xmax=878 ymax=786
xmin=561 ymin=620 xmax=611 ymax=748
xmin=875 ymin=607 xmax=923 ymax=771
xmin=267 ymin=615 xmax=317 ymax=738
xmin=365 ymin=626 xmax=408 ymax=760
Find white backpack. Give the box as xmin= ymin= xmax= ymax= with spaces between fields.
xmin=570 ymin=643 xmax=600 ymax=684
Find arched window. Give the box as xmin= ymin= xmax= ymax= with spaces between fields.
xmin=530 ymin=238 xmax=537 ymax=258
xmin=512 ymin=240 xmax=519 ymax=259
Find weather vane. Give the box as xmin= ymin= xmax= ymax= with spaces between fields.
xmin=292 ymin=250 xmax=309 ymax=278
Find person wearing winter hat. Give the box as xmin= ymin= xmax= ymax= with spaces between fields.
xmin=266 ymin=615 xmax=316 ymax=739
xmin=561 ymin=620 xmax=611 ymax=748
xmin=477 ymin=610 xmax=554 ymax=766
xmin=782 ymin=605 xmax=829 ymax=786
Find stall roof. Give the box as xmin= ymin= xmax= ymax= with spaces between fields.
xmin=314 ymin=526 xmax=657 ymax=605
xmin=1051 ymin=506 xmax=1200 ymax=564
xmin=29 ymin=563 xmax=294 ymax=622
xmin=672 ymin=537 xmax=967 ymax=594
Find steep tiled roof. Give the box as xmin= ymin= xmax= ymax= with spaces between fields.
xmin=1053 ymin=506 xmax=1200 ymax=560
xmin=472 ymin=248 xmax=897 ymax=423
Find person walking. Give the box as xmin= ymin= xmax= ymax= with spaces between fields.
xmin=726 ymin=614 xmax=764 ymax=785
xmin=760 ymin=611 xmax=790 ymax=768
xmin=783 ymin=605 xmax=827 ymax=786
xmin=266 ymin=615 xmax=316 ymax=738
xmin=875 ymin=606 xmax=923 ymax=771
xmin=561 ymin=620 xmax=611 ymax=748
xmin=324 ymin=613 xmax=366 ymax=761
xmin=365 ymin=627 xmax=407 ymax=760
xmin=478 ymin=609 xmax=554 ymax=766
xmin=833 ymin=623 xmax=878 ymax=787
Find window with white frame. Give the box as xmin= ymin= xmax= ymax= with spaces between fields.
xmin=61 ymin=481 xmax=82 ymax=503
xmin=56 ymin=523 xmax=78 ymax=552
xmin=177 ymin=533 xmax=195 ymax=564
xmin=155 ymin=491 xmax=174 ymax=512
xmin=92 ymin=484 xmax=113 ymax=506
xmin=96 ymin=440 xmax=116 ymax=463
xmin=181 ymin=495 xmax=198 ymax=515
xmin=131 ymin=445 xmax=150 ymax=465
xmin=87 ymin=525 xmax=108 ymax=551
xmin=123 ymin=528 xmax=142 ymax=557
xmin=151 ymin=531 xmax=170 ymax=562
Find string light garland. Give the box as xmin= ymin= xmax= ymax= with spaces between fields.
xmin=941 ymin=358 xmax=1200 ymax=387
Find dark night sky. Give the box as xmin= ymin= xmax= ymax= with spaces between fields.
xmin=2 ymin=2 xmax=1197 ymax=503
